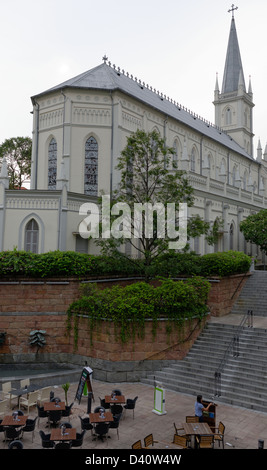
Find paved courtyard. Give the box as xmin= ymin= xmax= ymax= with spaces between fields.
xmin=1 ymin=313 xmax=266 ymax=465
xmin=1 ymin=378 xmax=266 ymax=453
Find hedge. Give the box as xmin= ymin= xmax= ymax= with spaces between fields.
xmin=147 ymin=251 xmax=252 ymax=278
xmin=0 ymin=249 xmax=251 ymax=279
xmin=66 ymin=277 xmax=211 ymax=346
xmin=0 ymin=250 xmax=142 ymax=278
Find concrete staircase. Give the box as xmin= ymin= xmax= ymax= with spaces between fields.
xmin=141 ymin=271 xmax=267 ymax=412
xmin=231 ymin=270 xmax=267 ymax=317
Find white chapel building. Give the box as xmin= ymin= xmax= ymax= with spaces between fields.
xmin=0 ymin=14 xmax=266 ymax=258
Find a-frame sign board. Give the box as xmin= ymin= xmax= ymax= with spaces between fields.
xmin=75 ymin=366 xmax=94 ymax=404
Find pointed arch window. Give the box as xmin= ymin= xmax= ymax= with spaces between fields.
xmin=232 ymin=166 xmax=236 ymax=186
xmin=48 ymin=138 xmax=57 ymax=189
xmin=173 ymin=140 xmax=178 ymax=168
xmin=243 ymin=171 xmax=248 ymax=190
xmin=225 ymin=107 xmax=232 ymax=125
xmin=190 ymin=148 xmax=196 ymax=172
xmin=84 ymin=137 xmax=98 ymax=196
xmin=25 ymin=219 xmax=39 ymax=253
xmin=229 ymin=223 xmax=234 ymax=251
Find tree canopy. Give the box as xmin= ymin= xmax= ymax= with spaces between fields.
xmin=0 ymin=137 xmax=32 ymax=189
xmin=96 ymin=129 xmax=221 ymax=270
xmin=240 ymin=209 xmax=267 ymax=254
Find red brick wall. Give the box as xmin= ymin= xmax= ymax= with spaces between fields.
xmin=67 ymin=316 xmax=206 ymax=362
xmin=0 ymin=273 xmax=250 ymax=361
xmin=207 ymin=273 xmax=250 ymax=317
xmin=0 ymin=311 xmax=206 ymax=362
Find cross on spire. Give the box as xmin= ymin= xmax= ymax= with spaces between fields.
xmin=228 ymin=4 xmax=238 ymax=18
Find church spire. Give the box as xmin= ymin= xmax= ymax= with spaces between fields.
xmin=213 ymin=5 xmax=254 ymax=157
xmin=221 ymin=8 xmax=246 ymax=94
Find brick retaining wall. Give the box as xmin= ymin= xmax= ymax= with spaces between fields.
xmin=0 ymin=273 xmax=250 ymax=366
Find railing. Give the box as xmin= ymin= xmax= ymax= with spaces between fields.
xmin=214 ymin=309 xmax=253 ymax=397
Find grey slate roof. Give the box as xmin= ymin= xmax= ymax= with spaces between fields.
xmin=221 ymin=18 xmax=245 ymax=94
xmin=32 ymin=60 xmax=255 ymax=162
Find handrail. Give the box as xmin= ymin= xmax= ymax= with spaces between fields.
xmin=214 ymin=309 xmax=253 ymax=397
xmin=230 ymin=272 xmax=250 ymax=300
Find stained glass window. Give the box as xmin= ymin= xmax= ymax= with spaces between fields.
xmin=48 ymin=138 xmax=57 ymax=189
xmin=84 ymin=136 xmax=98 ymax=196
xmin=25 ymin=219 xmax=39 ymax=253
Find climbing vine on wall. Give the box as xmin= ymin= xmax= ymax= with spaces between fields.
xmin=66 ymin=277 xmax=210 ymax=349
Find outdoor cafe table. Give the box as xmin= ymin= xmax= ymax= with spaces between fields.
xmin=104 ymin=395 xmax=125 ymax=404
xmin=50 ymin=428 xmax=76 ymax=441
xmin=2 ymin=415 xmax=28 ymax=426
xmin=182 ymin=422 xmax=212 ymax=448
xmin=89 ymin=412 xmax=114 ymax=424
xmin=44 ymin=402 xmax=65 ymax=411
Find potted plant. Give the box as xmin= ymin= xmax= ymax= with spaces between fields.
xmin=62 ymin=382 xmax=70 ymax=406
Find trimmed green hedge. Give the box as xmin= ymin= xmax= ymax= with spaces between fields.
xmin=0 ymin=250 xmax=142 ymax=278
xmin=66 ymin=277 xmax=210 ymax=346
xmin=146 ymin=251 xmax=251 ymax=278
xmin=0 ymin=250 xmax=251 ymax=279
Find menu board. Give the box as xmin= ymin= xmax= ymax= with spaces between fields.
xmin=75 ymin=366 xmax=93 ymax=404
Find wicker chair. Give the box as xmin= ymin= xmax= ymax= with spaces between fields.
xmin=213 ymin=421 xmax=225 ymax=448
xmin=173 ymin=434 xmax=189 ymax=449
xmin=186 ymin=416 xmax=199 ymax=423
xmin=144 ymin=433 xmax=158 ymax=448
xmin=196 ymin=434 xmax=214 ymax=449
xmin=132 ymin=439 xmax=143 ymax=449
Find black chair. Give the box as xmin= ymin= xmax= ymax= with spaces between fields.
xmin=79 ymin=416 xmax=93 ymax=435
xmin=39 ymin=430 xmax=55 ymax=448
xmin=111 ymin=404 xmax=123 ymax=416
xmin=48 ymin=410 xmax=62 ymax=427
xmin=93 ymin=422 xmax=110 ymax=441
xmin=21 ymin=416 xmax=37 ymax=442
xmin=55 ymin=441 xmax=72 ymax=449
xmin=108 ymin=413 xmax=121 ymax=439
xmin=124 ymin=396 xmax=138 ymax=419
xmin=62 ymin=402 xmax=74 ymax=421
xmin=112 ymin=389 xmax=122 ymax=396
xmin=4 ymin=427 xmax=22 ymax=443
xmin=99 ymin=397 xmax=110 ymax=409
xmin=94 ymin=406 xmax=104 ymax=413
xmin=8 ymin=440 xmax=23 ymax=449
xmin=71 ymin=430 xmax=86 ymax=448
xmin=37 ymin=403 xmax=48 ymax=427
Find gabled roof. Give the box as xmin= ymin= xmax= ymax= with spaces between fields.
xmin=221 ymin=18 xmax=246 ymax=93
xmin=32 ymin=60 xmax=255 ymax=162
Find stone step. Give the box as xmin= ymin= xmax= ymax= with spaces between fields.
xmin=141 ymin=272 xmax=267 ymax=412
xmin=150 ymin=366 xmax=267 ymax=391
xmin=143 ymin=373 xmax=267 ymax=409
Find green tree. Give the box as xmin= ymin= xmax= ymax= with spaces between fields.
xmin=240 ymin=209 xmax=267 ymax=254
xmin=0 ymin=137 xmax=32 ymax=189
xmin=96 ymin=130 xmax=218 ymax=274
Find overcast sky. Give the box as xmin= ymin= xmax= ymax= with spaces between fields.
xmin=1 ymin=0 xmax=267 ymax=156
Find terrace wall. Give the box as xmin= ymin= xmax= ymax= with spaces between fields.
xmin=0 ymin=273 xmax=250 ymax=381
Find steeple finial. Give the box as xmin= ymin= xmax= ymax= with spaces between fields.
xmin=221 ymin=8 xmax=244 ymax=93
xmin=228 ymin=4 xmax=238 ymax=18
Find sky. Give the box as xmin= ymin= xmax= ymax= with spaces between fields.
xmin=1 ymin=0 xmax=267 ymax=156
